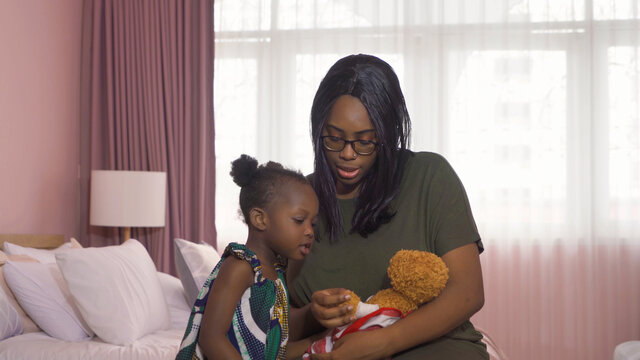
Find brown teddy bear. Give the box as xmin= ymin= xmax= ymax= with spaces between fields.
xmin=346 ymin=249 xmax=449 ymax=316
xmin=303 ymin=250 xmax=450 ymax=357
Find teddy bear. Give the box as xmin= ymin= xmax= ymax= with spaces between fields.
xmin=344 ymin=249 xmax=449 ymax=317
xmin=303 ymin=249 xmax=449 ymax=357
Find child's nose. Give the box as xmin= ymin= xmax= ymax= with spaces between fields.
xmin=304 ymin=225 xmax=314 ymax=238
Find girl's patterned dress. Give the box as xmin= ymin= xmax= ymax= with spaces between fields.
xmin=175 ymin=243 xmax=289 ymax=360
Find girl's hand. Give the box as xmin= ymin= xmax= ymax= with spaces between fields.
xmin=310 ymin=288 xmax=356 ymax=329
xmin=309 ymin=329 xmax=392 ymax=360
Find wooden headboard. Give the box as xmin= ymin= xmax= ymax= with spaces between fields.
xmin=0 ymin=234 xmax=65 ymax=250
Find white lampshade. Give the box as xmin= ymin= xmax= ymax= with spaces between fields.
xmin=90 ymin=170 xmax=167 ymax=228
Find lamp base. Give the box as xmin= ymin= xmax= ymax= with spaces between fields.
xmin=123 ymin=227 xmax=131 ymax=243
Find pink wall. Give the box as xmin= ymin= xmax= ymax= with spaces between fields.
xmin=0 ymin=0 xmax=83 ymax=239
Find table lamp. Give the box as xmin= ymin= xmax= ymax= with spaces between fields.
xmin=90 ymin=170 xmax=167 ymax=242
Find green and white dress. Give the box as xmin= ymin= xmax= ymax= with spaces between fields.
xmin=176 ymin=243 xmax=289 ymax=360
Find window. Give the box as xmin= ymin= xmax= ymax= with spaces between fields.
xmin=214 ymin=0 xmax=640 ymax=249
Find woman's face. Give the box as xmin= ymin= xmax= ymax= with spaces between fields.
xmin=322 ymin=95 xmax=378 ymax=199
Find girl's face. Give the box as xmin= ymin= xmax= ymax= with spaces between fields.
xmin=266 ymin=182 xmax=319 ymax=260
xmin=322 ymin=95 xmax=378 ymax=199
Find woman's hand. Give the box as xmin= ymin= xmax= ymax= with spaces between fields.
xmin=308 ymin=329 xmax=392 ymax=360
xmin=310 ymin=288 xmax=356 ymax=329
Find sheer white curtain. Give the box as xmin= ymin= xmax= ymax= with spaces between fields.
xmin=213 ymin=1 xmax=640 ymax=359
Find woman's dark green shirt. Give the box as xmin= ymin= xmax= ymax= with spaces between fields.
xmin=288 ymin=150 xmax=489 ymax=359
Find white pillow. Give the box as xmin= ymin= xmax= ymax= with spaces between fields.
xmin=174 ymin=238 xmax=221 ymax=306
xmin=157 ymin=272 xmax=190 ymax=330
xmin=0 ymin=286 xmax=23 ymax=340
xmin=0 ymin=255 xmax=40 ymax=334
xmin=3 ymin=240 xmax=80 ymax=264
xmin=55 ymin=239 xmax=170 ymax=345
xmin=3 ymin=261 xmax=93 ymax=341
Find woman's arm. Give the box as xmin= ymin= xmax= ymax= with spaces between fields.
xmin=313 ymin=242 xmax=484 ymax=360
xmin=198 ymin=257 xmax=253 ymax=360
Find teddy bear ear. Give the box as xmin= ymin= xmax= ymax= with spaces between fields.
xmin=388 ymin=250 xmax=449 ymax=305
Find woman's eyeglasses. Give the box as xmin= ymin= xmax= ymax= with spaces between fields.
xmin=320 ymin=136 xmax=378 ymax=156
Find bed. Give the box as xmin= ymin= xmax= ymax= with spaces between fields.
xmin=0 ymin=234 xmax=198 ymax=360
xmin=1 ymin=235 xmax=506 ymax=360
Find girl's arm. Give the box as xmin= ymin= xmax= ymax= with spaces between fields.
xmin=199 ymin=257 xmax=253 ymax=360
xmin=312 ymin=242 xmax=485 ymax=360
xmin=287 ymin=259 xmax=354 ymax=341
xmin=285 ymin=331 xmax=331 ymax=359
xmin=289 ymin=289 xmax=354 ymax=340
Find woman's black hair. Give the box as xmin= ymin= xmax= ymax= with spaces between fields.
xmin=230 ymin=154 xmax=310 ymax=224
xmin=310 ymin=54 xmax=411 ymax=241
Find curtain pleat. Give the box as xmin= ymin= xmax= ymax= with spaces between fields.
xmin=79 ymin=0 xmax=215 ymax=274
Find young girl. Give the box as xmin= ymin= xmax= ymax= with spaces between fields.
xmin=176 ymin=154 xmax=319 ymax=360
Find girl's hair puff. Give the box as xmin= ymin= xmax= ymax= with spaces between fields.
xmin=230 ymin=154 xmax=310 ymax=224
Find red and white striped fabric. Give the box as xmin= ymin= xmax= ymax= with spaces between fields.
xmin=303 ymin=308 xmax=404 ymax=358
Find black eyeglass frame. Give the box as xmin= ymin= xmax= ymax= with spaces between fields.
xmin=320 ymin=136 xmax=379 ymax=156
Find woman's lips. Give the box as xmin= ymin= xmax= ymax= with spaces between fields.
xmin=337 ymin=166 xmax=360 ymax=179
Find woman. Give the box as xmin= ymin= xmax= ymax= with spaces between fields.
xmin=287 ymin=54 xmax=488 ymax=359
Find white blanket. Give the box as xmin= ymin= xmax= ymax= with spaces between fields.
xmin=0 ymin=328 xmax=184 ymax=360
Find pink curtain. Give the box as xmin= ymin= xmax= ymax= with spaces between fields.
xmin=78 ymin=0 xmax=215 ymax=274
xmin=472 ymin=241 xmax=640 ymax=360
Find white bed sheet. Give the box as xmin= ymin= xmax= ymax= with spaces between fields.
xmin=0 ymin=328 xmax=185 ymax=360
